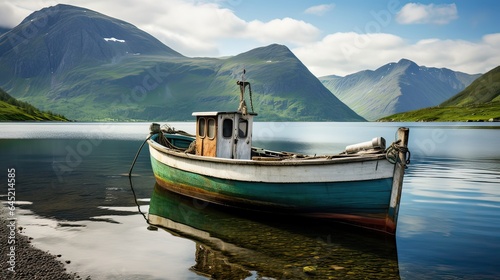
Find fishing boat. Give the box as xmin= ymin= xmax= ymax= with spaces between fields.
xmin=147 ymin=74 xmax=410 ymax=235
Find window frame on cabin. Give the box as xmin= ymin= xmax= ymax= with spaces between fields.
xmin=207 ymin=118 xmax=216 ymax=139
xmin=222 ymin=118 xmax=233 ymax=138
xmin=238 ymin=119 xmax=248 ymax=138
xmin=198 ymin=117 xmax=206 ymax=139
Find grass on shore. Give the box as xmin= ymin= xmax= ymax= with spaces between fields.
xmin=0 ymin=101 xmax=69 ymax=121
xmin=0 ymin=88 xmax=69 ymax=121
xmin=378 ymin=101 xmax=500 ymax=122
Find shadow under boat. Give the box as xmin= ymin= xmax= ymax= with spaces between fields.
xmin=146 ymin=183 xmax=400 ymax=279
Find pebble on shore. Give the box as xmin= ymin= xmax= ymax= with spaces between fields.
xmin=0 ymin=216 xmax=89 ymax=279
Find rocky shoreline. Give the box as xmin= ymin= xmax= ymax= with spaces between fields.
xmin=0 ymin=215 xmax=89 ymax=279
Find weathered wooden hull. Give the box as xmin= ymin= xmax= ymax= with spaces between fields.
xmin=147 ymin=133 xmax=407 ymax=234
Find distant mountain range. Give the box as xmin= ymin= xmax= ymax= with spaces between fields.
xmin=0 ymin=4 xmax=363 ymax=122
xmin=379 ymin=65 xmax=500 ymax=122
xmin=320 ymin=59 xmax=481 ymax=121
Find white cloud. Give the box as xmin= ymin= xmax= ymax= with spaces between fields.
xmin=396 ymin=3 xmax=458 ymax=25
xmin=304 ymin=4 xmax=335 ymax=16
xmin=246 ymin=18 xmax=320 ymax=45
xmin=0 ymin=1 xmax=41 ymax=28
xmin=135 ymin=2 xmax=320 ymax=56
xmin=293 ymin=32 xmax=406 ymax=76
xmin=293 ymin=32 xmax=500 ymax=77
xmin=1 ymin=0 xmax=496 ymax=78
xmin=68 ymin=0 xmax=248 ymax=56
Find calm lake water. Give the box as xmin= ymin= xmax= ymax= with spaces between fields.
xmin=1 ymin=122 xmax=499 ymax=279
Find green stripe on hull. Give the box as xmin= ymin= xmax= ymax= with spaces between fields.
xmin=150 ymin=156 xmax=394 ymax=215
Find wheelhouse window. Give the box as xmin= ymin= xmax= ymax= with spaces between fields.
xmin=222 ymin=119 xmax=233 ymax=138
xmin=207 ymin=118 xmax=216 ymax=139
xmin=198 ymin=117 xmax=206 ymax=138
xmin=238 ymin=119 xmax=248 ymax=138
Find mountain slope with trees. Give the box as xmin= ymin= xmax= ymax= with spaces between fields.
xmin=0 ymin=88 xmax=68 ymax=121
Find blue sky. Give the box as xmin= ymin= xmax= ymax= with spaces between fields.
xmin=229 ymin=0 xmax=499 ymax=41
xmin=1 ymin=0 xmax=499 ymax=76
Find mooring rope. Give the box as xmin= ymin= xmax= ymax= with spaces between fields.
xmin=128 ymin=135 xmax=152 ymax=177
xmin=129 ymin=123 xmax=196 ymax=178
xmin=128 ymin=176 xmax=149 ymax=223
xmin=385 ymin=140 xmax=411 ymax=167
xmin=127 ymin=123 xmax=199 ymax=231
xmin=127 ymin=134 xmax=159 ymax=230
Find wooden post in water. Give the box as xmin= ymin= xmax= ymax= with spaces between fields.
xmin=386 ymin=127 xmax=410 ymax=235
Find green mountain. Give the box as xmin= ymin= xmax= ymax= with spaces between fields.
xmin=441 ymin=65 xmax=500 ymax=106
xmin=320 ymin=59 xmax=480 ymax=121
xmin=200 ymin=44 xmax=364 ymax=121
xmin=379 ymin=66 xmax=500 ymax=122
xmin=0 ymin=87 xmax=68 ymax=121
xmin=0 ymin=4 xmax=363 ymax=122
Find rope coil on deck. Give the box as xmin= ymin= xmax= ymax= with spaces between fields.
xmin=160 ymin=124 xmax=195 ymax=138
xmin=156 ymin=124 xmax=196 ymax=154
xmin=129 ymin=123 xmax=195 ymax=177
xmin=385 ymin=140 xmax=411 ymax=167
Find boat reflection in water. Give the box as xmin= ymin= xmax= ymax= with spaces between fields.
xmin=148 ymin=184 xmax=400 ymax=279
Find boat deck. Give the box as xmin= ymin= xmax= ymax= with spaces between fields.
xmin=149 ymin=133 xmax=388 ymax=165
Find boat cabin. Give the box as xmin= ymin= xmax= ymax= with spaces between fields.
xmin=193 ymin=111 xmax=257 ymax=159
